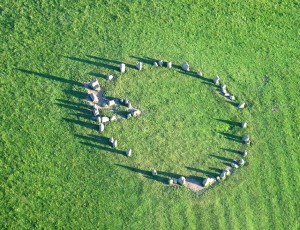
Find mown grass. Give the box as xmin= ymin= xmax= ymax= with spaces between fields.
xmin=0 ymin=0 xmax=299 ymax=229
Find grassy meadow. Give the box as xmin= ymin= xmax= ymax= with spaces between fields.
xmin=0 ymin=0 xmax=299 ymax=229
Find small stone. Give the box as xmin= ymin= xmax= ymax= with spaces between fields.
xmin=136 ymin=62 xmax=143 ymax=71
xmin=242 ymin=135 xmax=250 ymax=142
xmin=166 ymin=62 xmax=172 ymax=68
xmin=238 ymin=102 xmax=246 ymax=109
xmin=197 ymin=72 xmax=203 ymax=77
xmin=108 ymin=100 xmax=116 ymax=106
xmin=181 ymin=62 xmax=190 ymax=71
xmin=153 ymin=62 xmax=158 ymax=67
xmin=106 ymin=75 xmax=114 ymax=80
xmin=216 ymin=176 xmax=221 ymax=181
xmin=126 ymin=148 xmax=132 ymax=157
xmin=173 ymin=178 xmax=178 ymax=184
xmin=158 ymin=60 xmax=163 ymax=66
xmin=109 ymin=137 xmax=114 ymax=143
xmin=178 ymin=176 xmax=186 ymax=185
xmin=213 ymin=76 xmax=220 ymax=84
xmin=241 ymin=150 xmax=248 ymax=156
xmin=231 ymin=163 xmax=239 ymax=169
xmin=120 ymin=63 xmax=126 ymax=73
xmin=96 ymin=116 xmax=101 ymax=123
xmin=202 ymin=178 xmax=213 ymax=187
xmin=112 ymin=140 xmax=118 ymax=148
xmin=120 ymin=98 xmax=124 ymax=104
xmin=93 ymin=108 xmax=99 ymax=116
xmin=110 ymin=116 xmax=117 ymax=121
xmin=99 ymin=123 xmax=104 ymax=132
xmin=241 ymin=122 xmax=247 ymax=128
xmin=152 ymin=170 xmax=157 ymax=176
xmin=223 ymin=169 xmax=231 ymax=176
xmin=131 ymin=109 xmax=141 ymax=117
xmin=168 ymin=179 xmax=174 ymax=185
xmin=229 ymin=95 xmax=235 ymax=101
xmin=127 ymin=113 xmax=132 ymax=119
xmin=124 ymin=99 xmax=129 ymax=105
xmin=89 ymin=79 xmax=101 ymax=91
xmin=127 ymin=103 xmax=132 ymax=108
xmin=101 ymin=116 xmax=110 ymax=123
xmin=90 ymin=93 xmax=99 ymax=103
xmin=224 ymin=92 xmax=230 ymax=97
xmin=220 ymin=172 xmax=226 ymax=180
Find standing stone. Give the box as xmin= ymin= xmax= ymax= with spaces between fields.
xmin=127 ymin=113 xmax=132 ymax=119
xmin=229 ymin=95 xmax=235 ymax=101
xmin=126 ymin=148 xmax=132 ymax=157
xmin=213 ymin=76 xmax=220 ymax=84
xmin=166 ymin=62 xmax=172 ymax=68
xmin=168 ymin=179 xmax=174 ymax=185
xmin=101 ymin=116 xmax=110 ymax=123
xmin=242 ymin=135 xmax=250 ymax=144
xmin=197 ymin=72 xmax=203 ymax=77
xmin=136 ymin=62 xmax=143 ymax=71
xmin=221 ymin=84 xmax=226 ymax=90
xmin=203 ymin=178 xmax=213 ymax=187
xmin=152 ymin=170 xmax=157 ymax=176
xmin=237 ymin=159 xmax=245 ymax=166
xmin=89 ymin=79 xmax=101 ymax=91
xmin=110 ymin=116 xmax=117 ymax=121
xmin=178 ymin=176 xmax=186 ymax=185
xmin=220 ymin=172 xmax=226 ymax=180
xmin=120 ymin=63 xmax=126 ymax=73
xmin=158 ymin=60 xmax=164 ymax=66
xmin=224 ymin=92 xmax=230 ymax=97
xmin=153 ymin=62 xmax=158 ymax=67
xmin=112 ymin=140 xmax=118 ymax=148
xmin=231 ymin=163 xmax=239 ymax=169
xmin=131 ymin=109 xmax=141 ymax=117
xmin=238 ymin=102 xmax=246 ymax=109
xmin=181 ymin=62 xmax=190 ymax=71
xmin=90 ymin=93 xmax=99 ymax=103
xmin=109 ymin=137 xmax=114 ymax=143
xmin=216 ymin=176 xmax=221 ymax=181
xmin=241 ymin=150 xmax=248 ymax=156
xmin=99 ymin=123 xmax=104 ymax=132
xmin=106 ymin=75 xmax=114 ymax=80
xmin=124 ymin=99 xmax=129 ymax=105
xmin=96 ymin=116 xmax=101 ymax=123
xmin=93 ymin=108 xmax=99 ymax=116
xmin=241 ymin=122 xmax=247 ymax=128
xmin=223 ymin=169 xmax=231 ymax=176
xmin=108 ymin=100 xmax=116 ymax=106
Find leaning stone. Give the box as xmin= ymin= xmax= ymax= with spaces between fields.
xmin=89 ymin=79 xmax=101 ymax=91
xmin=178 ymin=176 xmax=186 ymax=185
xmin=126 ymin=148 xmax=132 ymax=157
xmin=109 ymin=137 xmax=114 ymax=143
xmin=166 ymin=62 xmax=172 ymax=68
xmin=120 ymin=63 xmax=126 ymax=73
xmin=93 ymin=108 xmax=99 ymax=116
xmin=181 ymin=62 xmax=190 ymax=71
xmin=197 ymin=72 xmax=203 ymax=77
xmin=153 ymin=62 xmax=158 ymax=67
xmin=101 ymin=116 xmax=110 ymax=123
xmin=99 ymin=123 xmax=104 ymax=132
xmin=241 ymin=122 xmax=247 ymax=128
xmin=112 ymin=140 xmax=118 ymax=148
xmin=106 ymin=75 xmax=114 ymax=80
xmin=168 ymin=179 xmax=174 ymax=185
xmin=136 ymin=62 xmax=143 ymax=71
xmin=110 ymin=116 xmax=117 ymax=121
xmin=229 ymin=95 xmax=235 ymax=101
xmin=241 ymin=150 xmax=248 ymax=156
xmin=152 ymin=170 xmax=157 ymax=176
xmin=213 ymin=76 xmax=220 ymax=84
xmin=238 ymin=102 xmax=246 ymax=109
xmin=90 ymin=93 xmax=99 ymax=103
xmin=158 ymin=60 xmax=164 ymax=66
xmin=108 ymin=100 xmax=116 ymax=106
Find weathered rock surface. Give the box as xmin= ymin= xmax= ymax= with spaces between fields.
xmin=152 ymin=170 xmax=157 ymax=176
xmin=99 ymin=123 xmax=104 ymax=132
xmin=90 ymin=93 xmax=99 ymax=103
xmin=166 ymin=62 xmax=172 ymax=68
xmin=158 ymin=60 xmax=164 ymax=66
xmin=126 ymin=148 xmax=132 ymax=157
xmin=120 ymin=63 xmax=126 ymax=73
xmin=213 ymin=76 xmax=220 ymax=84
xmin=136 ymin=62 xmax=142 ymax=71
xmin=181 ymin=62 xmax=190 ymax=71
xmin=178 ymin=176 xmax=186 ymax=185
xmin=106 ymin=75 xmax=114 ymax=80
xmin=89 ymin=79 xmax=101 ymax=91
xmin=238 ymin=102 xmax=246 ymax=109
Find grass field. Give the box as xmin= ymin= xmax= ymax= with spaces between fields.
xmin=1 ymin=0 xmax=299 ymax=229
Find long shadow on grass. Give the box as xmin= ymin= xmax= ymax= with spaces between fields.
xmin=64 ymin=56 xmax=119 ymax=71
xmin=215 ymin=119 xmax=241 ymax=127
xmin=63 ymin=118 xmax=97 ymax=130
xmin=87 ymin=55 xmax=136 ymax=70
xmin=220 ymin=148 xmax=242 ymax=155
xmin=218 ymin=132 xmax=244 ymax=143
xmin=81 ymin=142 xmax=125 ymax=156
xmin=16 ymin=69 xmax=82 ymax=86
xmin=185 ymin=166 xmax=219 ymax=177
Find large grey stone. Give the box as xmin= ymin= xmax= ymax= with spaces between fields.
xmin=110 ymin=116 xmax=117 ymax=121
xmin=197 ymin=72 xmax=203 ymax=77
xmin=220 ymin=172 xmax=226 ymax=180
xmin=99 ymin=123 xmax=104 ymax=132
xmin=178 ymin=176 xmax=186 ymax=185
xmin=229 ymin=95 xmax=235 ymax=101
xmin=237 ymin=159 xmax=245 ymax=166
xmin=96 ymin=116 xmax=101 ymax=123
xmin=242 ymin=135 xmax=250 ymax=142
xmin=168 ymin=179 xmax=174 ymax=185
xmin=241 ymin=150 xmax=248 ymax=156
xmin=126 ymin=148 xmax=132 ymax=157
xmin=120 ymin=63 xmax=126 ymax=73
xmin=202 ymin=178 xmax=213 ymax=187
xmin=153 ymin=62 xmax=158 ymax=67
xmin=109 ymin=137 xmax=114 ymax=143
xmin=221 ymin=84 xmax=226 ymax=90
xmin=108 ymin=100 xmax=116 ymax=106
xmin=131 ymin=109 xmax=141 ymax=117
xmin=152 ymin=170 xmax=157 ymax=176
xmin=181 ymin=62 xmax=190 ymax=71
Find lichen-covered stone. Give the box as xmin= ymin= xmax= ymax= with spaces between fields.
xmin=181 ymin=62 xmax=190 ymax=71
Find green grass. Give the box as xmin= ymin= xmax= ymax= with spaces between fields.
xmin=1 ymin=0 xmax=299 ymax=229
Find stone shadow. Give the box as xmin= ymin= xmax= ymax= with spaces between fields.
xmin=218 ymin=132 xmax=244 ymax=143
xmin=87 ymin=55 xmax=136 ymax=70
xmin=215 ymin=119 xmax=241 ymax=127
xmin=186 ymin=166 xmax=219 ymax=178
xmin=64 ymin=56 xmax=119 ymax=71
xmin=220 ymin=148 xmax=242 ymax=155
